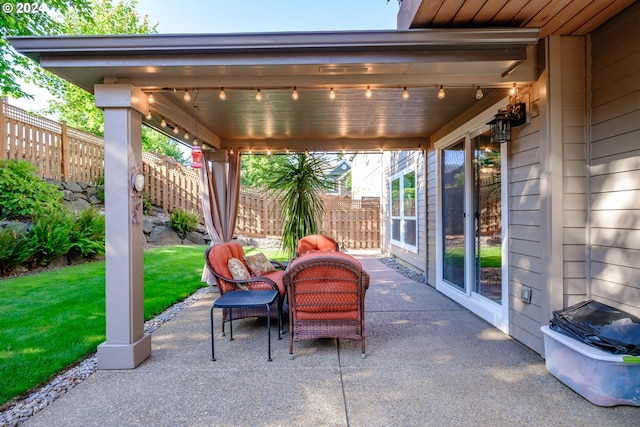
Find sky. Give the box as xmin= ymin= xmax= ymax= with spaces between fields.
xmin=12 ymin=0 xmax=399 ymax=112
xmin=134 ymin=0 xmax=399 ymax=33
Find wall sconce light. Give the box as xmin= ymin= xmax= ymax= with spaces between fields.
xmin=190 ymin=145 xmax=203 ymax=169
xmin=487 ymin=102 xmax=526 ymax=143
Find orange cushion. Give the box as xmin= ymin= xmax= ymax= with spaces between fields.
xmin=297 ymin=234 xmax=338 ymax=256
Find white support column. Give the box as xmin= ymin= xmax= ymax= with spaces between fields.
xmin=94 ymin=84 xmax=151 ymax=369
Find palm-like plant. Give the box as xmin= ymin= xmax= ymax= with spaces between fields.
xmin=267 ymin=153 xmax=332 ymax=258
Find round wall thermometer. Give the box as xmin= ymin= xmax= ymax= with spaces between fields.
xmin=132 ymin=173 xmax=145 ymax=192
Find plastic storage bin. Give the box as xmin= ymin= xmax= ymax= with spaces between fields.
xmin=541 ymin=325 xmax=640 ymax=406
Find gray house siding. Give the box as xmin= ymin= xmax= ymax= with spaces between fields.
xmin=589 ymin=2 xmax=640 ymax=316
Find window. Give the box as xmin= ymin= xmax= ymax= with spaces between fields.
xmin=390 ymin=170 xmax=417 ymax=250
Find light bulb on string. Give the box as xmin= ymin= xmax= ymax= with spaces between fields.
xmin=183 ymin=90 xmax=191 ymax=102
xmin=160 ymin=119 xmax=167 ymax=128
xmin=509 ymin=83 xmax=517 ymax=96
xmin=329 ymin=88 xmax=336 ymax=100
xmin=148 ymin=93 xmax=155 ymax=104
xmin=219 ymin=87 xmax=227 ymax=101
xmin=256 ymin=89 xmax=263 ymax=102
xmin=365 ymin=85 xmax=372 ymax=99
xmin=291 ymin=86 xmax=299 ymax=101
xmin=402 ymin=87 xmax=410 ymax=100
xmin=173 ymin=126 xmax=179 ymax=135
xmin=476 ymin=86 xmax=484 ymax=100
xmin=438 ymin=85 xmax=446 ymax=99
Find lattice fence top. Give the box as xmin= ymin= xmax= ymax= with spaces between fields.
xmin=3 ymin=102 xmax=61 ymax=134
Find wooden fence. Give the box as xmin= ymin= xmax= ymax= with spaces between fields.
xmin=1 ymin=100 xmax=380 ymax=248
xmin=237 ymin=187 xmax=381 ymax=249
xmin=1 ymin=100 xmax=201 ymax=215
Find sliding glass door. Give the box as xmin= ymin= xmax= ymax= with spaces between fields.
xmin=473 ymin=133 xmax=502 ymax=303
xmin=441 ymin=140 xmax=466 ymax=290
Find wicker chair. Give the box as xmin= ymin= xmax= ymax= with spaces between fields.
xmin=205 ymin=242 xmax=286 ymax=335
xmin=283 ymin=251 xmax=370 ymax=359
xmin=295 ymin=234 xmax=339 ymax=257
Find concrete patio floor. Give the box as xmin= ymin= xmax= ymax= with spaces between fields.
xmin=23 ymin=252 xmax=638 ymax=426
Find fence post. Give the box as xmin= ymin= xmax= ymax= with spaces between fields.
xmin=60 ymin=120 xmax=70 ymax=182
xmin=0 ymin=98 xmax=6 ymax=160
xmin=163 ymin=157 xmax=169 ymax=213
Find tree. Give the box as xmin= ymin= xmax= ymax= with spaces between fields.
xmin=240 ymin=154 xmax=290 ymax=188
xmin=266 ymin=153 xmax=332 ymax=258
xmin=0 ymin=0 xmax=92 ymax=99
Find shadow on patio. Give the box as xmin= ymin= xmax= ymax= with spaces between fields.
xmin=22 ymin=252 xmax=638 ymax=426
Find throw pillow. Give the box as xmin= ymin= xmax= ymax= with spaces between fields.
xmin=244 ymin=253 xmax=276 ymax=276
xmin=228 ymin=258 xmax=250 ymax=280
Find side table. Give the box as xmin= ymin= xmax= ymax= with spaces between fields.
xmin=210 ymin=290 xmax=281 ymax=361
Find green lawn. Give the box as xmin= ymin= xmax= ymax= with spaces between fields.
xmin=0 ymin=245 xmax=210 ymax=407
xmin=444 ymin=245 xmax=502 ymax=268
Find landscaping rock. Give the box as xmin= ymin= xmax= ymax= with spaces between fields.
xmin=143 ymin=218 xmax=155 ymax=234
xmin=148 ymin=226 xmax=182 ymax=246
xmin=62 ymin=181 xmax=83 ymax=193
xmin=185 ymin=231 xmax=206 ymax=245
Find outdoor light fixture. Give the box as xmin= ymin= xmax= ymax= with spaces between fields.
xmin=402 ymin=87 xmax=410 ymax=100
xmin=365 ymin=86 xmax=372 ymax=98
xmin=184 ymin=132 xmax=190 ymax=140
xmin=487 ymin=102 xmax=526 ymax=144
xmin=509 ymin=83 xmax=517 ymax=96
xmin=173 ymin=126 xmax=179 ymax=135
xmin=476 ymin=86 xmax=484 ymax=100
xmin=183 ymin=90 xmax=191 ymax=102
xmin=218 ymin=87 xmax=227 ymax=101
xmin=160 ymin=119 xmax=167 ymax=128
xmin=145 ymin=111 xmax=152 ymax=120
xmin=256 ymin=89 xmax=263 ymax=102
xmin=329 ymin=88 xmax=336 ymax=100
xmin=147 ymin=93 xmax=155 ymax=104
xmin=291 ymin=86 xmax=299 ymax=100
xmin=437 ymin=85 xmax=446 ymax=99
xmin=190 ymin=145 xmax=202 ymax=169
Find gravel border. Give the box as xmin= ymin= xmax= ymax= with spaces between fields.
xmin=0 ymin=287 xmax=212 ymax=427
xmin=377 ymin=256 xmax=427 ymax=283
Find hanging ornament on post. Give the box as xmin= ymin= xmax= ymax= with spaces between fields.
xmin=190 ymin=145 xmax=203 ymax=169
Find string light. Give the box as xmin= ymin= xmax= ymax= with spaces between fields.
xmin=329 ymin=88 xmax=336 ymax=100
xmin=145 ymin=111 xmax=152 ymax=120
xmin=173 ymin=126 xmax=179 ymax=135
xmin=267 ymin=149 xmax=272 ymax=156
xmin=229 ymin=148 xmax=234 ymax=155
xmin=219 ymin=87 xmax=227 ymax=101
xmin=365 ymin=85 xmax=372 ymax=99
xmin=476 ymin=86 xmax=484 ymax=100
xmin=291 ymin=86 xmax=299 ymax=101
xmin=147 ymin=93 xmax=155 ymax=104
xmin=509 ymin=83 xmax=517 ymax=96
xmin=402 ymin=87 xmax=410 ymax=100
xmin=160 ymin=119 xmax=167 ymax=128
xmin=256 ymin=89 xmax=262 ymax=102
xmin=438 ymin=85 xmax=446 ymax=99
xmin=183 ymin=90 xmax=191 ymax=102
xmin=184 ymin=132 xmax=190 ymax=140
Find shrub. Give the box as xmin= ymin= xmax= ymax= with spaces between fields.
xmin=0 ymin=159 xmax=63 ymax=221
xmin=30 ymin=207 xmax=75 ymax=265
xmin=0 ymin=223 xmax=38 ymax=274
xmin=96 ymin=176 xmax=105 ymax=203
xmin=70 ymin=206 xmax=105 ymax=257
xmin=169 ymin=209 xmax=200 ymax=240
